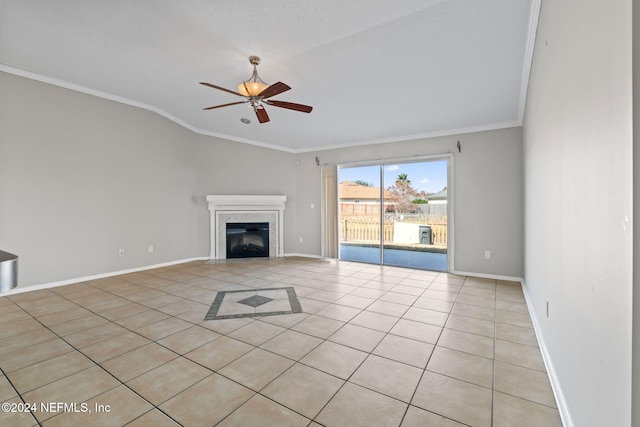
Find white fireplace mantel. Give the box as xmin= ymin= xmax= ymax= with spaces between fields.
xmin=206 ymin=195 xmax=286 ymax=259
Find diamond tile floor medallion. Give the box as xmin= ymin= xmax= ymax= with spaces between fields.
xmin=238 ymin=295 xmax=274 ymax=308
xmin=205 ymin=287 xmax=302 ymax=320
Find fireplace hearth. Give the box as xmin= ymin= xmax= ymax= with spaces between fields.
xmin=226 ymin=222 xmax=269 ymax=258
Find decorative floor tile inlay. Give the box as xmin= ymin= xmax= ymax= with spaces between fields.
xmin=204 ymin=287 xmax=302 ymax=320
xmin=238 ymin=295 xmax=274 ymax=308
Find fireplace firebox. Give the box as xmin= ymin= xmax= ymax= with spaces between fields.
xmin=226 ymin=222 xmax=270 ymax=258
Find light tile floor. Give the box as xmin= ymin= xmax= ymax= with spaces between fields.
xmin=0 ymin=257 xmax=563 ymax=426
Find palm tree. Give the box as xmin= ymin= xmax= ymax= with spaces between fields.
xmin=387 ymin=173 xmax=424 ymax=219
xmin=396 ymin=173 xmax=410 ymax=185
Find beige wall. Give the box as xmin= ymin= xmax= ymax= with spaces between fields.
xmin=1 ymin=71 xmax=524 ymax=289
xmin=0 ymin=72 xmax=200 ymax=287
xmin=523 ymin=0 xmax=633 ymax=425
xmin=194 ymin=134 xmax=297 ymax=257
xmin=293 ymin=127 xmax=524 ymax=277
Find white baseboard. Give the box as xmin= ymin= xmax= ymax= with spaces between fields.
xmin=283 ymin=253 xmax=327 ymax=260
xmin=2 ymin=257 xmax=209 ymax=296
xmin=452 ymin=270 xmax=524 ymax=283
xmin=3 ymin=255 xmax=331 ymax=296
xmin=520 ymin=279 xmax=574 ymax=427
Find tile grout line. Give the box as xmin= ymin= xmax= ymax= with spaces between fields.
xmin=50 ymin=265 xmax=334 ymax=425
xmin=39 ymin=318 xmax=188 ymax=425
xmin=491 ymin=278 xmax=498 ymax=427
xmin=5 ymin=281 xmax=221 ymax=426
xmin=217 ymin=265 xmax=387 ymax=419
xmin=1 ymin=259 xmax=554 ymax=426
xmin=0 ymin=364 xmax=43 ymax=427
xmin=176 ymin=262 xmax=555 ymax=420
xmin=207 ymin=265 xmax=427 ymax=425
xmin=399 ymin=273 xmax=463 ymax=425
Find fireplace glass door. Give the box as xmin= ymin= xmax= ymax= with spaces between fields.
xmin=226 ymin=222 xmax=269 ymax=258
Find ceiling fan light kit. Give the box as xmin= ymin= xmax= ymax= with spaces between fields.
xmin=238 ymin=81 xmax=268 ymax=97
xmin=200 ymin=55 xmax=313 ymax=124
xmin=237 ymin=55 xmax=269 ymax=97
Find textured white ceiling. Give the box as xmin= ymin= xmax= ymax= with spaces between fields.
xmin=0 ymin=0 xmax=538 ymax=153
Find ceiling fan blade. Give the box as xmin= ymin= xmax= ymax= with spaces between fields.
xmin=203 ymin=101 xmax=247 ymax=110
xmin=265 ymin=100 xmax=313 ymax=113
xmin=199 ymin=82 xmax=244 ymax=97
xmin=255 ymin=107 xmax=270 ymax=123
xmin=258 ymin=82 xmax=291 ymax=99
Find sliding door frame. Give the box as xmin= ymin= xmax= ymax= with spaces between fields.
xmin=335 ymin=153 xmax=454 ymax=272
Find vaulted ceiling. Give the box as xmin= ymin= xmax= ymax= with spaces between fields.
xmin=0 ymin=0 xmax=538 ymax=153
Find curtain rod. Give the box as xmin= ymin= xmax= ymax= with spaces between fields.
xmin=319 ymin=152 xmax=454 ymax=167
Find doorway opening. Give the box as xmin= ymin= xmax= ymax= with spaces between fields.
xmin=338 ymin=158 xmax=449 ymax=271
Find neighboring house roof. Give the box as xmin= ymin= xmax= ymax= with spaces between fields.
xmin=339 ymin=182 xmax=393 ymax=200
xmin=429 ymin=189 xmax=447 ymax=200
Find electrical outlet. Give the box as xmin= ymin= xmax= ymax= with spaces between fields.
xmin=546 ymin=301 xmax=550 ymax=317
xmin=299 ymin=236 xmax=304 ymax=243
xmin=484 ymin=250 xmax=491 ymax=259
xmin=119 ymin=249 xmax=125 ymax=257
xmin=310 ymin=203 xmax=315 ymax=209
xmin=148 ymin=245 xmax=154 ymax=253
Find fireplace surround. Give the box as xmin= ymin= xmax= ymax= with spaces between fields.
xmin=206 ymin=195 xmax=286 ymax=260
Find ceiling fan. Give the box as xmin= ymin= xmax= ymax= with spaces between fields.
xmin=200 ymin=56 xmax=313 ymax=124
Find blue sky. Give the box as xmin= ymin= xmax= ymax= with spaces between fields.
xmin=338 ymin=160 xmax=447 ymax=194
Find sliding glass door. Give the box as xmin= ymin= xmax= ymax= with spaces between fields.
xmin=338 ymin=158 xmax=449 ymax=271
xmin=337 ymin=165 xmax=382 ymax=264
